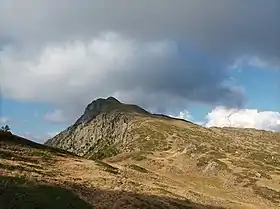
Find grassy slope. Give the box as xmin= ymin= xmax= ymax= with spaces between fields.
xmin=103 ymin=116 xmax=280 ymax=208
xmin=2 ymin=117 xmax=280 ymax=209
xmin=0 ymin=131 xmax=90 ymax=209
xmin=0 ymin=131 xmax=226 ymax=209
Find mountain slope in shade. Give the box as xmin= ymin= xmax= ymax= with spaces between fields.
xmin=44 ymin=97 xmax=280 ymax=208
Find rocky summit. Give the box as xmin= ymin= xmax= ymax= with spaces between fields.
xmin=1 ymin=97 xmax=280 ymax=209
xmin=45 ymin=97 xmax=152 ymax=159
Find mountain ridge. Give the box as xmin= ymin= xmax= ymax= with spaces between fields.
xmin=45 ymin=97 xmax=199 ymax=159
xmin=73 ymin=97 xmax=151 ymax=126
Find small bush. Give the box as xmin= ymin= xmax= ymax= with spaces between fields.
xmin=129 ymin=164 xmax=149 ymax=173
xmin=253 ymin=185 xmax=280 ymax=204
xmin=95 ymin=160 xmax=119 ymax=174
xmin=132 ymin=152 xmax=147 ymax=161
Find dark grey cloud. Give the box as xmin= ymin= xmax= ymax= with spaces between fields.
xmin=0 ymin=0 xmax=279 ymax=119
xmin=1 ymin=0 xmax=279 ymax=62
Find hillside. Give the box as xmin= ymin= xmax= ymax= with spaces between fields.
xmin=2 ymin=130 xmax=280 ymax=209
xmin=1 ymin=131 xmax=228 ymax=209
xmin=1 ymin=97 xmax=280 ymax=208
xmin=44 ymin=97 xmax=280 ymax=208
xmin=45 ymin=97 xmax=198 ymax=159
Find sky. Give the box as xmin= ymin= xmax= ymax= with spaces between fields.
xmin=0 ymin=0 xmax=280 ymax=143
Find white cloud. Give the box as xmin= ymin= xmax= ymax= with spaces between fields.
xmin=43 ymin=109 xmax=68 ymax=124
xmin=0 ymin=0 xmax=279 ymax=123
xmin=0 ymin=117 xmax=10 ymax=124
xmin=205 ymin=107 xmax=280 ymax=132
xmin=230 ymin=56 xmax=280 ymax=71
xmin=177 ymin=110 xmax=193 ymax=121
xmin=18 ymin=131 xmax=60 ymax=143
xmin=19 ymin=132 xmax=45 ymax=143
xmin=0 ymin=0 xmax=279 ymax=68
xmin=194 ymin=121 xmax=205 ymax=126
xmin=169 ymin=110 xmax=193 ymax=121
xmin=169 ymin=110 xmax=204 ymax=126
xmin=1 ymin=32 xmax=243 ymax=122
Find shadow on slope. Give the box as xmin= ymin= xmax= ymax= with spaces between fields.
xmin=0 ymin=131 xmax=76 ymax=157
xmin=0 ymin=175 xmax=92 ymax=209
xmin=0 ymin=174 xmax=226 ymax=209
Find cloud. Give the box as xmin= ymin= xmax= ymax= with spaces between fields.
xmin=0 ymin=0 xmax=279 ymax=65
xmin=19 ymin=132 xmax=46 ymax=143
xmin=176 ymin=110 xmax=193 ymax=121
xmin=231 ymin=56 xmax=280 ymax=71
xmin=0 ymin=0 xmax=279 ymax=121
xmin=169 ymin=110 xmax=193 ymax=121
xmin=169 ymin=110 xmax=205 ymax=126
xmin=0 ymin=116 xmax=10 ymax=124
xmin=43 ymin=109 xmax=68 ymax=124
xmin=205 ymin=107 xmax=280 ymax=132
xmin=1 ymin=33 xmax=244 ymax=121
xmin=18 ymin=131 xmax=59 ymax=143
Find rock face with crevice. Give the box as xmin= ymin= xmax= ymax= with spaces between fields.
xmin=45 ymin=97 xmax=152 ymax=159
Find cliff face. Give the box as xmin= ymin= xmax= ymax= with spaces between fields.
xmin=45 ymin=97 xmax=152 ymax=159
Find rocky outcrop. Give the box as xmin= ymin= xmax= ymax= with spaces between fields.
xmin=45 ymin=97 xmax=150 ymax=159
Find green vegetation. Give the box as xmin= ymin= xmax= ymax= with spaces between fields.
xmin=2 ymin=98 xmax=279 ymax=208
xmin=129 ymin=164 xmax=149 ymax=173
xmin=232 ymin=172 xmax=257 ymax=187
xmin=95 ymin=160 xmax=119 ymax=174
xmin=194 ymin=144 xmax=210 ymax=153
xmin=0 ymin=131 xmax=74 ymax=158
xmin=0 ymin=143 xmax=57 ymax=167
xmin=230 ymin=158 xmax=276 ymax=173
xmin=0 ymin=162 xmax=46 ymax=176
xmin=0 ymin=163 xmax=31 ymax=172
xmin=253 ymin=185 xmax=280 ymax=204
xmin=156 ymin=188 xmax=174 ymax=196
xmin=1 ymin=125 xmax=11 ymax=132
xmin=85 ymin=137 xmax=119 ymax=160
xmin=207 ymin=150 xmax=227 ymax=159
xmin=196 ymin=155 xmax=231 ymax=174
xmin=129 ymin=123 xmax=173 ymax=152
xmin=232 ymin=167 xmax=272 ymax=188
xmin=89 ymin=144 xmax=119 ymax=160
xmin=248 ymin=151 xmax=280 ymax=167
xmin=0 ymin=175 xmax=92 ymax=209
xmin=131 ymin=152 xmax=147 ymax=161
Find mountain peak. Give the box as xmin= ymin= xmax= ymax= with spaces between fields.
xmin=106 ymin=96 xmax=120 ymax=103
xmin=74 ymin=97 xmax=150 ymax=125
